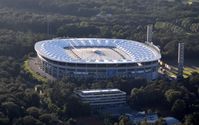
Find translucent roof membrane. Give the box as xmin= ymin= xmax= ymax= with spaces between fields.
xmin=35 ymin=38 xmax=161 ymax=64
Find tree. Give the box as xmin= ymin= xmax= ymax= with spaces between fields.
xmin=64 ymin=96 xmax=91 ymax=117
xmin=104 ymin=118 xmax=112 ymax=125
xmin=165 ymin=89 xmax=182 ymax=104
xmin=2 ymin=102 xmax=22 ymax=121
xmin=39 ymin=113 xmax=53 ymax=123
xmin=39 ymin=113 xmax=60 ymax=125
xmin=26 ymin=107 xmax=40 ymax=118
xmin=184 ymin=115 xmax=194 ymax=125
xmin=140 ymin=119 xmax=148 ymax=125
xmin=22 ymin=116 xmax=43 ymax=125
xmin=25 ymin=90 xmax=41 ymax=107
xmin=0 ymin=117 xmax=9 ymax=125
xmin=118 ymin=115 xmax=132 ymax=125
xmin=184 ymin=113 xmax=199 ymax=125
xmin=130 ymin=88 xmax=140 ymax=97
xmin=171 ymin=99 xmax=186 ymax=117
xmin=66 ymin=118 xmax=76 ymax=125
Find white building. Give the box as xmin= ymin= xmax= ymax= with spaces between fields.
xmin=75 ymin=89 xmax=126 ymax=107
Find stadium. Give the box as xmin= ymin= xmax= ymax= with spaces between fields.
xmin=34 ymin=38 xmax=161 ymax=80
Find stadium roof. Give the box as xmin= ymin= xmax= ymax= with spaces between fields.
xmin=34 ymin=38 xmax=161 ymax=64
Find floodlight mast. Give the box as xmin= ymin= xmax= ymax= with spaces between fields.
xmin=147 ymin=25 xmax=153 ymax=43
xmin=177 ymin=42 xmax=184 ymax=79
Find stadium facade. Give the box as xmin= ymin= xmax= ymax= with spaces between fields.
xmin=34 ymin=38 xmax=161 ymax=80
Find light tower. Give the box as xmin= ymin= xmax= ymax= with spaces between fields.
xmin=177 ymin=42 xmax=184 ymax=79
xmin=147 ymin=24 xmax=153 ymax=42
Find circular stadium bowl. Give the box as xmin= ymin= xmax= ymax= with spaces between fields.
xmin=35 ymin=38 xmax=161 ymax=80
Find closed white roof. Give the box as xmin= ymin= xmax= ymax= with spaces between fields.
xmin=35 ymin=38 xmax=161 ymax=64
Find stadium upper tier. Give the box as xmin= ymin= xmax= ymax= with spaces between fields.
xmin=34 ymin=38 xmax=161 ymax=64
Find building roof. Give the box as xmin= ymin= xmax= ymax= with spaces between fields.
xmin=163 ymin=117 xmax=181 ymax=125
xmin=81 ymin=89 xmax=121 ymax=94
xmin=76 ymin=89 xmax=126 ymax=95
xmin=35 ymin=38 xmax=161 ymax=64
xmin=126 ymin=112 xmax=159 ymax=124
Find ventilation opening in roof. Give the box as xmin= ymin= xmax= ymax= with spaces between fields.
xmin=93 ymin=50 xmax=105 ymax=56
xmin=64 ymin=47 xmax=132 ymax=61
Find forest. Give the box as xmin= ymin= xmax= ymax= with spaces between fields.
xmin=0 ymin=0 xmax=199 ymax=125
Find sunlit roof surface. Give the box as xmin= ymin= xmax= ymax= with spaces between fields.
xmin=35 ymin=38 xmax=161 ymax=64
xmin=81 ymin=89 xmax=121 ymax=94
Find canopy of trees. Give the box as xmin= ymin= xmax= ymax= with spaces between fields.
xmin=0 ymin=0 xmax=199 ymax=124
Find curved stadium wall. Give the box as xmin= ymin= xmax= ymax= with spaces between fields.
xmin=34 ymin=38 xmax=161 ymax=80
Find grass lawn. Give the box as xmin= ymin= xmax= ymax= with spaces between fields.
xmin=23 ymin=59 xmax=48 ymax=83
xmin=162 ymin=59 xmax=199 ymax=79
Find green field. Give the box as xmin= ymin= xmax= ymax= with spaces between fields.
xmin=23 ymin=60 xmax=48 ymax=83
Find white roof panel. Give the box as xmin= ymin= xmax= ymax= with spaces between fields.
xmin=81 ymin=89 xmax=122 ymax=94
xmin=35 ymin=38 xmax=161 ymax=64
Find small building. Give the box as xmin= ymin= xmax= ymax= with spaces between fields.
xmin=126 ymin=112 xmax=159 ymax=125
xmin=126 ymin=113 xmax=181 ymax=125
xmin=75 ymin=89 xmax=126 ymax=107
xmin=163 ymin=117 xmax=181 ymax=125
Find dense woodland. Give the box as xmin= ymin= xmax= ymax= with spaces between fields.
xmin=0 ymin=0 xmax=199 ymax=125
